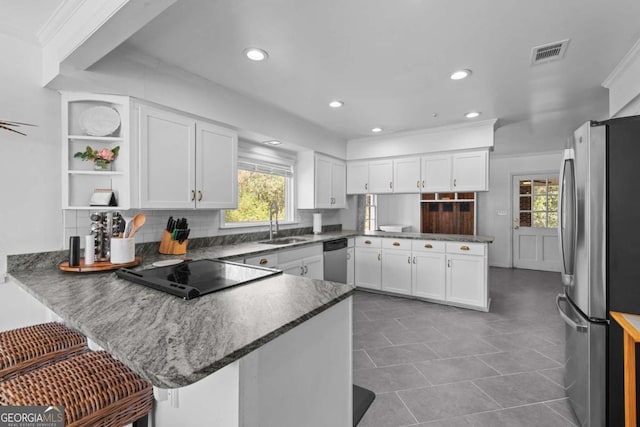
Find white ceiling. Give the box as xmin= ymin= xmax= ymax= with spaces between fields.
xmin=5 ymin=0 xmax=640 ymax=155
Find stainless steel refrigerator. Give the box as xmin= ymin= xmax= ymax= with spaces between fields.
xmin=557 ymin=115 xmax=640 ymax=426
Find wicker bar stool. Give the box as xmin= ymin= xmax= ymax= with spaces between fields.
xmin=0 ymin=350 xmax=153 ymax=427
xmin=0 ymin=322 xmax=87 ymax=381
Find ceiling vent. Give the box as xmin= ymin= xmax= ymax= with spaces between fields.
xmin=530 ymin=39 xmax=570 ymax=65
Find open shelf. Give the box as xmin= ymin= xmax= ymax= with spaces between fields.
xmin=68 ymin=135 xmax=124 ymax=142
xmin=68 ymin=170 xmax=124 ymax=176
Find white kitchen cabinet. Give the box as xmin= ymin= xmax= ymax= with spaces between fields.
xmin=421 ymin=150 xmax=488 ymax=192
xmin=446 ymin=253 xmax=486 ymax=308
xmin=346 ymin=161 xmax=369 ymax=194
xmin=62 ymin=92 xmax=133 ymax=210
xmin=139 ymin=104 xmax=238 ymax=209
xmin=412 ymin=252 xmax=447 ymax=300
xmin=421 ymin=154 xmax=452 ymax=192
xmin=451 ymin=151 xmax=488 ymax=191
xmin=367 ymin=160 xmax=394 ymax=194
xmin=297 ymin=152 xmax=346 ymax=209
xmin=346 ymin=246 xmax=355 ymax=286
xmin=381 ymin=248 xmax=413 ymax=295
xmin=278 ymin=244 xmax=324 ymax=280
xmin=354 ymin=238 xmax=382 ymax=290
xmin=393 ymin=157 xmax=422 ymax=193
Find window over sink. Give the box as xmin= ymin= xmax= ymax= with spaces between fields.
xmin=222 ymin=144 xmax=295 ymax=227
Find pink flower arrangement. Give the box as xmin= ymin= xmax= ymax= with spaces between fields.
xmin=98 ymin=148 xmax=115 ymax=161
xmin=74 ymin=145 xmax=120 ymax=169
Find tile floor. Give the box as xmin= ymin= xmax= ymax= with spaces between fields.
xmin=353 ymin=267 xmax=579 ymax=427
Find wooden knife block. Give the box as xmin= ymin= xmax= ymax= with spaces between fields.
xmin=159 ymin=230 xmax=188 ymax=255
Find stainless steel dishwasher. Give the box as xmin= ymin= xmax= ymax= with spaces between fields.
xmin=323 ymin=238 xmax=348 ymax=283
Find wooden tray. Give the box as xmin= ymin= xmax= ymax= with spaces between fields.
xmin=59 ymin=256 xmax=142 ymax=273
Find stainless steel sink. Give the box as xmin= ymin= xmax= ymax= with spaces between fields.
xmin=259 ymin=237 xmax=309 ymax=245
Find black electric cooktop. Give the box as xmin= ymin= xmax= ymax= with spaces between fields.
xmin=116 ymin=259 xmax=282 ymax=300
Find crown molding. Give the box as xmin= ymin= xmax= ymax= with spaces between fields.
xmin=36 ymin=0 xmax=86 ymax=46
xmin=602 ymin=37 xmax=640 ymax=88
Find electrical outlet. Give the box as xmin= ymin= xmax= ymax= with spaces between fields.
xmin=496 ymin=210 xmax=508 ymax=216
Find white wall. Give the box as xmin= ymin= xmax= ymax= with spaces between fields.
xmin=477 ymin=151 xmax=562 ymax=268
xmin=0 ymin=33 xmax=61 ymax=274
xmin=377 ymin=194 xmax=421 ymax=232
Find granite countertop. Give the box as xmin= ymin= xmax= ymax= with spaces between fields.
xmin=6 ymin=230 xmax=492 ymax=388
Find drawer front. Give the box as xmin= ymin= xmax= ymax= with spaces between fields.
xmin=411 ymin=240 xmax=446 ymax=253
xmin=355 ymin=237 xmax=382 ymax=248
xmin=278 ymin=244 xmax=322 ymax=264
xmin=245 ymin=253 xmax=278 ymax=268
xmin=445 ymin=242 xmax=486 ymax=256
xmin=382 ymin=238 xmax=411 ymax=250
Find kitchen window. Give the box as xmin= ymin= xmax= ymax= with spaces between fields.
xmin=364 ymin=194 xmax=377 ymax=232
xmin=518 ymin=177 xmax=559 ymax=228
xmin=222 ymin=147 xmax=295 ymax=227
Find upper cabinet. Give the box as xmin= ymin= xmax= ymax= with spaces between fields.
xmin=62 ymin=92 xmax=133 ymax=210
xmin=138 ymin=104 xmax=238 ymax=209
xmin=297 ymin=152 xmax=346 ymax=209
xmin=347 ymin=149 xmax=488 ymax=195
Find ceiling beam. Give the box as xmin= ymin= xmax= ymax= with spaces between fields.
xmin=40 ymin=0 xmax=177 ymax=87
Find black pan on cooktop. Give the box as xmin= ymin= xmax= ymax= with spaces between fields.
xmin=116 ymin=259 xmax=282 ymax=300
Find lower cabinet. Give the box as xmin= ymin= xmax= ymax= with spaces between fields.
xmin=346 ymin=245 xmax=355 ymax=286
xmin=355 ymin=237 xmax=489 ymax=311
xmin=354 ymin=237 xmax=382 ymax=290
xmin=277 ymin=244 xmax=324 ymax=280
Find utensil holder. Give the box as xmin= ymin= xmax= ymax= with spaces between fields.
xmin=110 ymin=238 xmax=135 ymax=264
xmin=159 ymin=230 xmax=188 ymax=255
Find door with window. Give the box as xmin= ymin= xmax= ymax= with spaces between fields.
xmin=512 ymin=174 xmax=561 ymax=271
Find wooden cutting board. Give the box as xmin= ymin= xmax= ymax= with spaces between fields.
xmin=59 ymin=256 xmax=142 ymax=272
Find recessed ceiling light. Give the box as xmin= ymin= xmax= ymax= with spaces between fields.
xmin=450 ymin=69 xmax=472 ymax=80
xmin=263 ymin=140 xmax=281 ymax=145
xmin=244 ymin=48 xmax=268 ymax=61
xmin=371 ymin=127 xmax=383 ymax=133
xmin=464 ymin=111 xmax=481 ymax=119
xmin=329 ymin=100 xmax=344 ymax=108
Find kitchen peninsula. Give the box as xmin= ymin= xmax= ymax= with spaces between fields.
xmin=6 ymin=238 xmax=355 ymax=427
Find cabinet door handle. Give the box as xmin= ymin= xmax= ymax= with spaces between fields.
xmin=347 ymin=252 xmax=351 ymax=260
xmin=460 ymin=245 xmax=470 ymax=251
xmin=422 ymin=180 xmax=425 ymax=187
xmin=364 ymin=240 xmax=372 ymax=245
xmin=198 ymin=190 xmax=203 ymax=201
xmin=392 ymin=242 xmax=400 ymax=247
xmin=424 ymin=243 xmax=433 ymax=249
xmin=416 ymin=180 xmax=420 ymax=188
xmin=408 ymin=256 xmax=411 ymax=264
xmin=389 ymin=181 xmax=393 ymax=189
xmin=191 ymin=190 xmax=196 ymax=201
xmin=448 ymin=259 xmax=451 ymax=268
xmin=300 ymin=266 xmax=304 ymax=275
xmin=377 ymin=253 xmax=381 ymax=261
xmin=454 ymin=178 xmax=457 ymax=187
xmin=304 ymin=265 xmax=308 ymax=275
xmin=365 ymin=183 xmax=368 ymax=191
xmin=260 ymin=258 xmax=268 ymax=265
xmin=413 ymin=256 xmax=416 ymax=264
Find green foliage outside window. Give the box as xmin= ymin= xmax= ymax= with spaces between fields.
xmin=224 ymin=170 xmax=287 ymax=223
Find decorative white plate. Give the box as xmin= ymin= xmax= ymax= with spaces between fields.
xmin=79 ymin=106 xmax=121 ymax=136
xmin=151 ymin=259 xmax=185 ymax=268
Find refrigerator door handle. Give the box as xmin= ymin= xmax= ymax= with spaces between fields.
xmin=559 ymin=148 xmax=577 ymax=286
xmin=556 ymin=294 xmax=587 ymax=333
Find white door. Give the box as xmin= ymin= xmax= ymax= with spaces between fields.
xmin=512 ymin=175 xmax=561 ymax=271
xmin=368 ymin=160 xmax=394 ymax=193
xmin=381 ymin=249 xmax=412 ymax=295
xmin=422 ymin=154 xmax=452 ymax=192
xmin=393 ymin=157 xmax=421 ymax=193
xmin=346 ymin=247 xmax=355 ymax=286
xmin=331 ymin=160 xmax=347 ymax=208
xmin=413 ymin=252 xmax=446 ymax=300
xmin=195 ymin=121 xmax=238 ymax=209
xmin=346 ymin=162 xmax=369 ymax=194
xmin=303 ymin=255 xmax=324 ymax=280
xmin=139 ymin=105 xmax=196 ymax=209
xmin=446 ymin=254 xmax=485 ymax=307
xmin=355 ymin=247 xmax=381 ymax=289
xmin=452 ymin=151 xmax=487 ymax=191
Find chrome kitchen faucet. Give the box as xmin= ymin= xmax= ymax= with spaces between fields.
xmin=269 ymin=200 xmax=279 ymax=240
